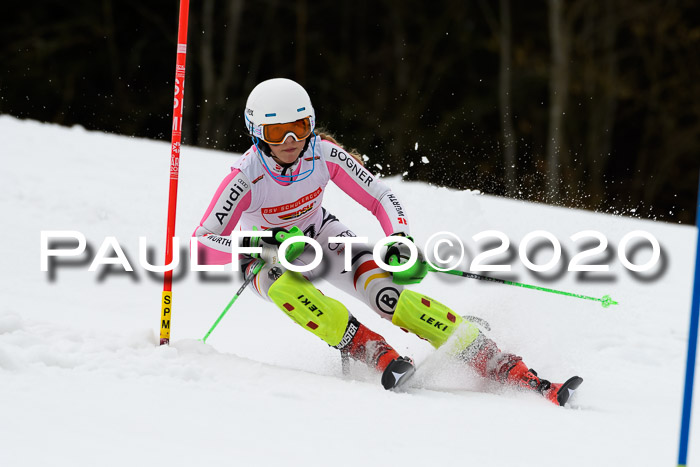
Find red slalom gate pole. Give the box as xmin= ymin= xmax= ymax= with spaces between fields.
xmin=160 ymin=0 xmax=190 ymax=345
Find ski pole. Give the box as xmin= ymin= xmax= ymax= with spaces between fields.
xmin=201 ymin=228 xmax=305 ymax=343
xmin=201 ymin=264 xmax=261 ymax=343
xmin=427 ymin=266 xmax=618 ymax=308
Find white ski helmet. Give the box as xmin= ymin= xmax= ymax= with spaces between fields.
xmin=244 ymin=78 xmax=316 ymax=141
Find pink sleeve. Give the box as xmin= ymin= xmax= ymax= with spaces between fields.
xmin=324 ymin=141 xmax=410 ymax=236
xmin=192 ymin=168 xmax=252 ymax=265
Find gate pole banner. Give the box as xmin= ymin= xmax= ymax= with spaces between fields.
xmin=160 ymin=0 xmax=190 ymax=346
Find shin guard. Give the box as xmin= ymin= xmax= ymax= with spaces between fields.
xmin=268 ymin=270 xmax=349 ymax=347
xmin=391 ymin=290 xmax=479 ymax=349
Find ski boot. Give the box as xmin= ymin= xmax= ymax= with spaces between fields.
xmin=534 ymin=372 xmax=584 ymax=407
xmin=501 ymin=359 xmax=583 ymax=407
xmin=460 ymin=333 xmax=582 ymax=406
xmin=339 ymin=317 xmax=416 ymax=390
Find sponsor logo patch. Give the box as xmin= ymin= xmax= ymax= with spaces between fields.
xmin=334 ymin=322 xmax=358 ymax=350
xmin=328 ymin=229 xmax=356 ymax=255
xmin=297 ymin=294 xmax=324 ymax=317
xmin=329 ymin=147 xmax=373 ymax=186
xmin=261 ymin=188 xmax=322 ymax=225
xmin=214 ymin=179 xmax=248 ymax=224
xmin=376 ymin=286 xmax=400 ymax=314
xmin=268 ymin=266 xmax=283 ymax=281
xmin=202 ymin=233 xmax=231 ymax=247
xmin=387 ymin=194 xmax=405 ymax=217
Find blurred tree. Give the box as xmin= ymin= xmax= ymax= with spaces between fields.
xmin=198 ymin=0 xmax=244 ymax=148
xmin=499 ymin=0 xmax=517 ymax=196
xmin=477 ymin=0 xmax=517 ymax=195
xmin=580 ymin=1 xmax=618 ymax=208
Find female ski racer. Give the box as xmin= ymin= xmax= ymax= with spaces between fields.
xmin=193 ymin=78 xmax=581 ymax=405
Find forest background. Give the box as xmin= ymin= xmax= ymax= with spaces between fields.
xmin=3 ymin=0 xmax=699 ymax=224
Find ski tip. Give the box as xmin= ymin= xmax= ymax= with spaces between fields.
xmin=381 ymin=357 xmax=416 ymax=391
xmin=557 ymin=376 xmax=583 ymax=407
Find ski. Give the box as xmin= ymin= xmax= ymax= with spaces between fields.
xmin=550 ymin=376 xmax=584 ymax=407
xmin=381 ymin=356 xmax=417 ymax=390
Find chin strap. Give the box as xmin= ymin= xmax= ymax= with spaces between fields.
xmin=253 ymin=131 xmax=316 ymax=183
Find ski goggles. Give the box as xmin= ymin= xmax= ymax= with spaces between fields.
xmin=258 ymin=117 xmax=314 ymax=144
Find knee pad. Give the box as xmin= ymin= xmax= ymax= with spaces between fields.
xmin=268 ymin=270 xmax=350 ymax=347
xmin=391 ymin=290 xmax=480 ymax=350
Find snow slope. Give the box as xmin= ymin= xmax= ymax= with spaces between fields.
xmin=1 ymin=115 xmax=698 ymax=466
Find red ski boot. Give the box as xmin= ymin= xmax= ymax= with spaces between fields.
xmin=500 ymin=359 xmax=583 ymax=406
xmin=538 ymin=374 xmax=584 ymax=406
xmin=459 ymin=333 xmax=582 ymax=406
xmin=337 ymin=317 xmax=415 ymax=390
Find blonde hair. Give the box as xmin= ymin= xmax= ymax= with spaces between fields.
xmin=316 ymin=128 xmax=365 ymax=166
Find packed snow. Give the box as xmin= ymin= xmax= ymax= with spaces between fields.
xmin=1 ymin=116 xmax=698 ymax=466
